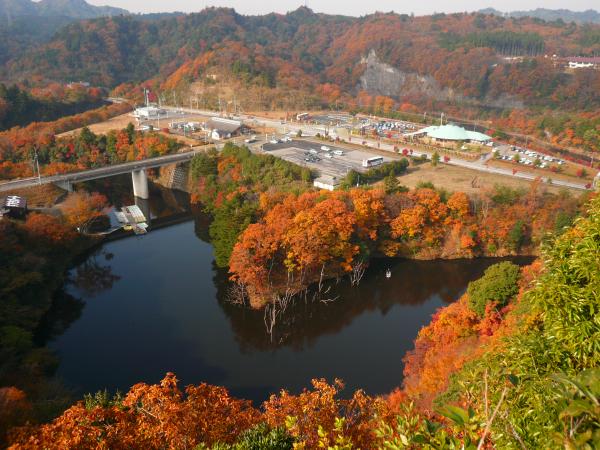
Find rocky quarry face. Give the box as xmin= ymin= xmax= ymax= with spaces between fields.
xmin=358 ymin=50 xmax=524 ymax=109
xmin=358 ymin=50 xmax=457 ymax=100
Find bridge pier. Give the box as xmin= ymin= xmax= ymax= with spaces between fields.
xmin=134 ymin=196 xmax=152 ymax=226
xmin=54 ymin=179 xmax=73 ymax=192
xmin=132 ymin=169 xmax=149 ymax=199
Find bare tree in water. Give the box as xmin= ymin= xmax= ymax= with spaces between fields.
xmin=349 ymin=259 xmax=367 ymax=287
xmin=226 ymin=281 xmax=248 ymax=306
xmin=263 ymin=288 xmax=296 ymax=342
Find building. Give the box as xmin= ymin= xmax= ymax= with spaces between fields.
xmin=405 ymin=124 xmax=492 ymax=143
xmin=133 ymin=106 xmax=166 ymax=120
xmin=314 ymin=175 xmax=340 ymax=191
xmin=207 ymin=117 xmax=243 ymax=140
xmin=1 ymin=195 xmax=27 ymax=219
xmin=563 ymin=57 xmax=600 ymax=70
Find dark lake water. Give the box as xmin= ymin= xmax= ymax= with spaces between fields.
xmin=44 ymin=177 xmax=533 ymax=403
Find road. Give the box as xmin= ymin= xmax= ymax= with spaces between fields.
xmin=0 ymin=148 xmax=204 ymax=193
xmin=162 ymin=106 xmax=590 ymax=191
xmin=2 ymin=102 xmax=590 ymax=193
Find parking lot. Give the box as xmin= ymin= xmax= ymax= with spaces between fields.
xmin=494 ymin=144 xmax=566 ymax=169
xmin=262 ymin=139 xmax=394 ymax=178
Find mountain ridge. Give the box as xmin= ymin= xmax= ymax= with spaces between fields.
xmin=0 ymin=0 xmax=127 ymax=23
xmin=479 ymin=7 xmax=600 ymax=24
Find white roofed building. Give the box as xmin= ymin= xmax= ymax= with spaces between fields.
xmin=133 ymin=106 xmax=166 ymax=119
xmin=405 ymin=124 xmax=492 ymax=143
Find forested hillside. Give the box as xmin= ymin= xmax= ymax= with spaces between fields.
xmin=0 ymin=0 xmax=127 ymax=22
xmin=4 ymin=7 xmax=600 ymax=112
xmin=0 ymin=0 xmax=128 ymax=64
xmin=0 ymin=83 xmax=105 ymax=131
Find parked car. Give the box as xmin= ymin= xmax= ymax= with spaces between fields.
xmin=333 ymin=150 xmax=344 ymax=156
xmin=321 ymin=145 xmax=331 ymax=151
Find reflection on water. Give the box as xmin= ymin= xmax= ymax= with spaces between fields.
xmin=71 ymin=251 xmax=121 ymax=297
xmin=45 ymin=178 xmax=533 ymax=403
xmin=214 ymin=256 xmax=532 ymax=354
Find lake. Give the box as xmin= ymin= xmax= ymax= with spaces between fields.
xmin=43 ymin=178 xmax=532 ymax=403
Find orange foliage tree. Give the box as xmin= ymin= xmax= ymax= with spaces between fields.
xmin=59 ymin=192 xmax=108 ymax=229
xmin=8 ymin=374 xmax=390 ymax=449
xmin=8 ymin=373 xmax=260 ymax=449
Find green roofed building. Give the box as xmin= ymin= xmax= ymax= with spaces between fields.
xmin=406 ymin=124 xmax=492 ymax=143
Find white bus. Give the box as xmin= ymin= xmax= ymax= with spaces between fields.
xmin=362 ymin=156 xmax=384 ymax=168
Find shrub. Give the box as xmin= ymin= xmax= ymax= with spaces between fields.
xmin=490 ymin=184 xmax=525 ymax=205
xmin=466 ymin=262 xmax=520 ymax=317
xmin=227 ymin=423 xmax=294 ymax=449
xmin=507 ymin=220 xmax=526 ymax=251
xmin=416 ymin=181 xmax=435 ymax=190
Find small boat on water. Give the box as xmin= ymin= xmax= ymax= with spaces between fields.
xmin=385 ymin=268 xmax=391 ymax=279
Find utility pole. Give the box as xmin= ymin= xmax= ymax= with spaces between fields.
xmin=33 ymin=147 xmax=41 ymax=185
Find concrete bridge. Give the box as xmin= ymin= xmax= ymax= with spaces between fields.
xmin=0 ymin=149 xmax=203 ymax=199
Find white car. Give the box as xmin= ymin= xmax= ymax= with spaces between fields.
xmin=321 ymin=145 xmax=331 ymax=151
xmin=269 ymin=139 xmax=279 ymax=144
xmin=333 ymin=150 xmax=344 ymax=156
xmin=309 ymin=149 xmax=318 ymax=154
xmin=324 ymin=153 xmax=333 ymax=158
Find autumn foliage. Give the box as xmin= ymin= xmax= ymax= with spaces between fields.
xmin=7 ymin=374 xmax=388 ymax=449
xmin=0 ymin=102 xmax=131 ymax=180
xmin=58 ymin=191 xmax=108 ymax=228
xmin=228 ymin=174 xmax=587 ymax=305
xmin=400 ymin=260 xmax=542 ymax=411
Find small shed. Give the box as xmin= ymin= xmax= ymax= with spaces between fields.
xmin=1 ymin=195 xmax=28 ymax=219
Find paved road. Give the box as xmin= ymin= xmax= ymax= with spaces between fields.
xmin=3 ymin=102 xmax=588 ymax=193
xmin=160 ymin=106 xmax=590 ymax=191
xmin=0 ymin=149 xmax=203 ymax=193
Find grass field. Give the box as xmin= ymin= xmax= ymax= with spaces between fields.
xmin=396 ymin=163 xmax=580 ymax=196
